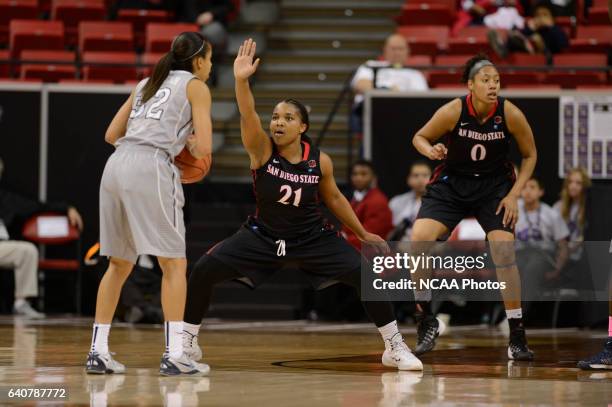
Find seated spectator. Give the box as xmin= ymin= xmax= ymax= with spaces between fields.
xmin=0 ymin=158 xmax=83 ymax=318
xmin=350 ymin=34 xmax=428 ymax=135
xmin=388 ymin=161 xmax=431 ymax=241
xmin=342 ymin=160 xmax=393 ymax=250
xmin=453 ymin=0 xmax=525 ymax=35
xmin=488 ymin=1 xmax=569 ymax=60
xmin=174 ymin=1 xmax=233 ymax=55
xmin=515 ymin=176 xmax=569 ymax=305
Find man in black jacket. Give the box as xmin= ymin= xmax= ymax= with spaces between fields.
xmin=0 ymin=158 xmax=83 ymax=318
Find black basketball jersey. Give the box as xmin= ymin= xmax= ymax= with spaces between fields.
xmin=444 ymin=94 xmax=512 ymax=176
xmin=251 ymin=136 xmax=325 ymax=239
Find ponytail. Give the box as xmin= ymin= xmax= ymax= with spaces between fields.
xmin=141 ymin=31 xmax=211 ymax=103
xmin=142 ymin=52 xmax=174 ymax=103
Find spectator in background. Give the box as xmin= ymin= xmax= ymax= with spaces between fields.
xmin=515 ymin=176 xmax=569 ymax=306
xmin=173 ymin=1 xmax=233 ymax=57
xmin=0 ymin=158 xmax=84 ymax=318
xmin=342 ymin=160 xmax=393 ymax=250
xmin=488 ymin=2 xmax=568 ymax=61
xmin=453 ymin=0 xmax=525 ymax=36
xmin=388 ymin=161 xmax=431 ymax=241
xmin=350 ymin=34 xmax=428 ymax=135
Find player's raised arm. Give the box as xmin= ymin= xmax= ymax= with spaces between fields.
xmin=187 ymin=79 xmax=213 ymax=159
xmin=234 ymin=38 xmax=272 ymax=168
xmin=412 ymin=98 xmax=461 ymax=160
xmin=104 ymin=90 xmax=135 ymax=145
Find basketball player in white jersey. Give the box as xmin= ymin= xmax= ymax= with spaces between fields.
xmin=86 ymin=32 xmax=213 ymax=376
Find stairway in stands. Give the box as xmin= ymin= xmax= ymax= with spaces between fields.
xmin=210 ymin=0 xmax=403 ymax=182
xmin=192 ymin=0 xmax=403 ymax=319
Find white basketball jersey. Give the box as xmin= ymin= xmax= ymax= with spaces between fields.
xmin=117 ymin=70 xmax=198 ymax=157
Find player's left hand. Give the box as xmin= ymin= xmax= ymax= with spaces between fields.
xmin=496 ymin=194 xmax=519 ymax=229
xmin=360 ymin=232 xmax=390 ymax=254
xmin=67 ymin=206 xmax=84 ymax=231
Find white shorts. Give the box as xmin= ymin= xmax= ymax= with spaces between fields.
xmin=99 ymin=144 xmax=185 ymax=263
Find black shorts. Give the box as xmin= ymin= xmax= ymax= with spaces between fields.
xmin=207 ymin=218 xmax=362 ymax=289
xmin=417 ymin=165 xmax=515 ymax=234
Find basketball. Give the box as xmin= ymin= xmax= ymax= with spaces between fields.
xmin=175 ymin=147 xmax=211 ymax=184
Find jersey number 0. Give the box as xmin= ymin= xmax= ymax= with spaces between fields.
xmin=470 ymin=144 xmax=487 ymax=161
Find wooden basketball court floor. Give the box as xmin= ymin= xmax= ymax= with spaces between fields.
xmin=0 ymin=317 xmax=611 ymax=406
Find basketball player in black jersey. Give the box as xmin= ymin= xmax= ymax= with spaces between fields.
xmin=180 ymin=38 xmax=423 ymax=371
xmin=409 ymin=55 xmax=538 ymax=361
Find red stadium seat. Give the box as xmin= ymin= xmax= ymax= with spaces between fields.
xmin=0 ymin=0 xmax=39 ymax=44
xmin=117 ymin=9 xmax=172 ymax=48
xmin=505 ymin=84 xmax=561 ymax=90
xmin=145 ymin=22 xmax=198 ymax=53
xmin=0 ymin=49 xmax=10 ymax=77
xmin=553 ymin=53 xmax=608 ymax=67
xmin=405 ymin=55 xmax=432 ymax=67
xmin=455 ymin=26 xmax=489 ymax=39
xmin=509 ymin=53 xmax=548 ymax=66
xmin=429 ymin=70 xmax=462 ymax=87
xmin=447 ymin=37 xmax=490 ymax=55
xmin=51 ymin=0 xmax=106 ymax=46
xmin=82 ymin=51 xmax=138 ymax=83
xmin=501 ymin=71 xmax=544 ymax=86
xmin=570 ymin=26 xmax=612 ymax=53
xmin=587 ymin=7 xmax=611 ymax=24
xmin=20 ymin=50 xmax=76 ymax=82
xmin=396 ymin=25 xmax=449 ymax=56
xmin=575 ymin=84 xmax=612 ymax=90
xmin=544 ymin=71 xmax=607 ymax=88
xmin=141 ymin=52 xmax=164 ymax=77
xmin=79 ymin=21 xmax=134 ymax=52
xmin=435 ymin=55 xmax=472 ymax=66
xmin=58 ymin=78 xmax=113 ymax=84
xmin=396 ymin=3 xmax=454 ymax=26
xmin=10 ymin=20 xmax=64 ymax=58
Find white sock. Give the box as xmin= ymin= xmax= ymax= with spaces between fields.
xmin=14 ymin=298 xmax=27 ymax=308
xmin=165 ymin=321 xmax=183 ymax=359
xmin=183 ymin=322 xmax=201 ymax=338
xmin=378 ymin=320 xmax=402 ymax=345
xmin=91 ymin=323 xmax=111 ymax=354
xmin=506 ymin=308 xmax=523 ymax=319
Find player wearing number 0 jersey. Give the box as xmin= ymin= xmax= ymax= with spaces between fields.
xmin=409 ymin=55 xmax=538 ymax=361
xmin=180 ymin=38 xmax=423 ymax=372
xmin=86 ymin=32 xmax=213 ymax=377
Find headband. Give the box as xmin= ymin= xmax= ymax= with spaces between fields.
xmin=468 ymin=60 xmax=494 ymax=80
xmin=171 ymin=36 xmax=205 ymax=62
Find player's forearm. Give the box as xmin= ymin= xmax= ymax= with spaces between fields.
xmin=235 ymin=78 xmax=257 ymax=119
xmin=413 ymin=134 xmax=433 ymax=157
xmin=327 ymin=195 xmax=367 ymax=239
xmin=509 ymin=155 xmax=536 ymax=197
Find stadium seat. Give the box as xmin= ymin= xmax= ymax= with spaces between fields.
xmin=145 ymin=23 xmax=198 ymax=53
xmin=447 ymin=37 xmax=490 ymax=55
xmin=82 ymin=51 xmax=138 ymax=83
xmin=429 ymin=70 xmax=463 ymax=88
xmin=544 ymin=71 xmax=607 ymax=88
xmin=51 ymin=0 xmax=106 ymax=46
xmin=0 ymin=0 xmax=39 ymax=45
xmin=587 ymin=7 xmax=611 ymax=24
xmin=396 ymin=25 xmax=449 ymax=56
xmin=553 ymin=53 xmax=608 ymax=67
xmin=58 ymin=78 xmax=113 ymax=84
xmin=117 ymin=10 xmax=172 ymax=48
xmin=10 ymin=20 xmax=64 ymax=58
xmin=79 ymin=21 xmax=134 ymax=52
xmin=501 ymin=71 xmax=544 ymax=86
xmin=396 ymin=3 xmax=454 ymax=26
xmin=455 ymin=26 xmax=489 ymax=39
xmin=435 ymin=55 xmax=472 ymax=66
xmin=570 ymin=26 xmax=612 ymax=53
xmin=20 ymin=50 xmax=76 ymax=82
xmin=0 ymin=49 xmax=9 ymax=78
xmin=505 ymin=84 xmax=561 ymax=90
xmin=509 ymin=54 xmax=548 ymax=66
xmin=405 ymin=55 xmax=432 ymax=67
xmin=141 ymin=52 xmax=163 ymax=77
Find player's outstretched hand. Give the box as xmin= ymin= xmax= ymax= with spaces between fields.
xmin=496 ymin=193 xmax=519 ymax=229
xmin=360 ymin=232 xmax=390 ymax=254
xmin=234 ymin=38 xmax=260 ymax=81
xmin=427 ymin=143 xmax=448 ymax=160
